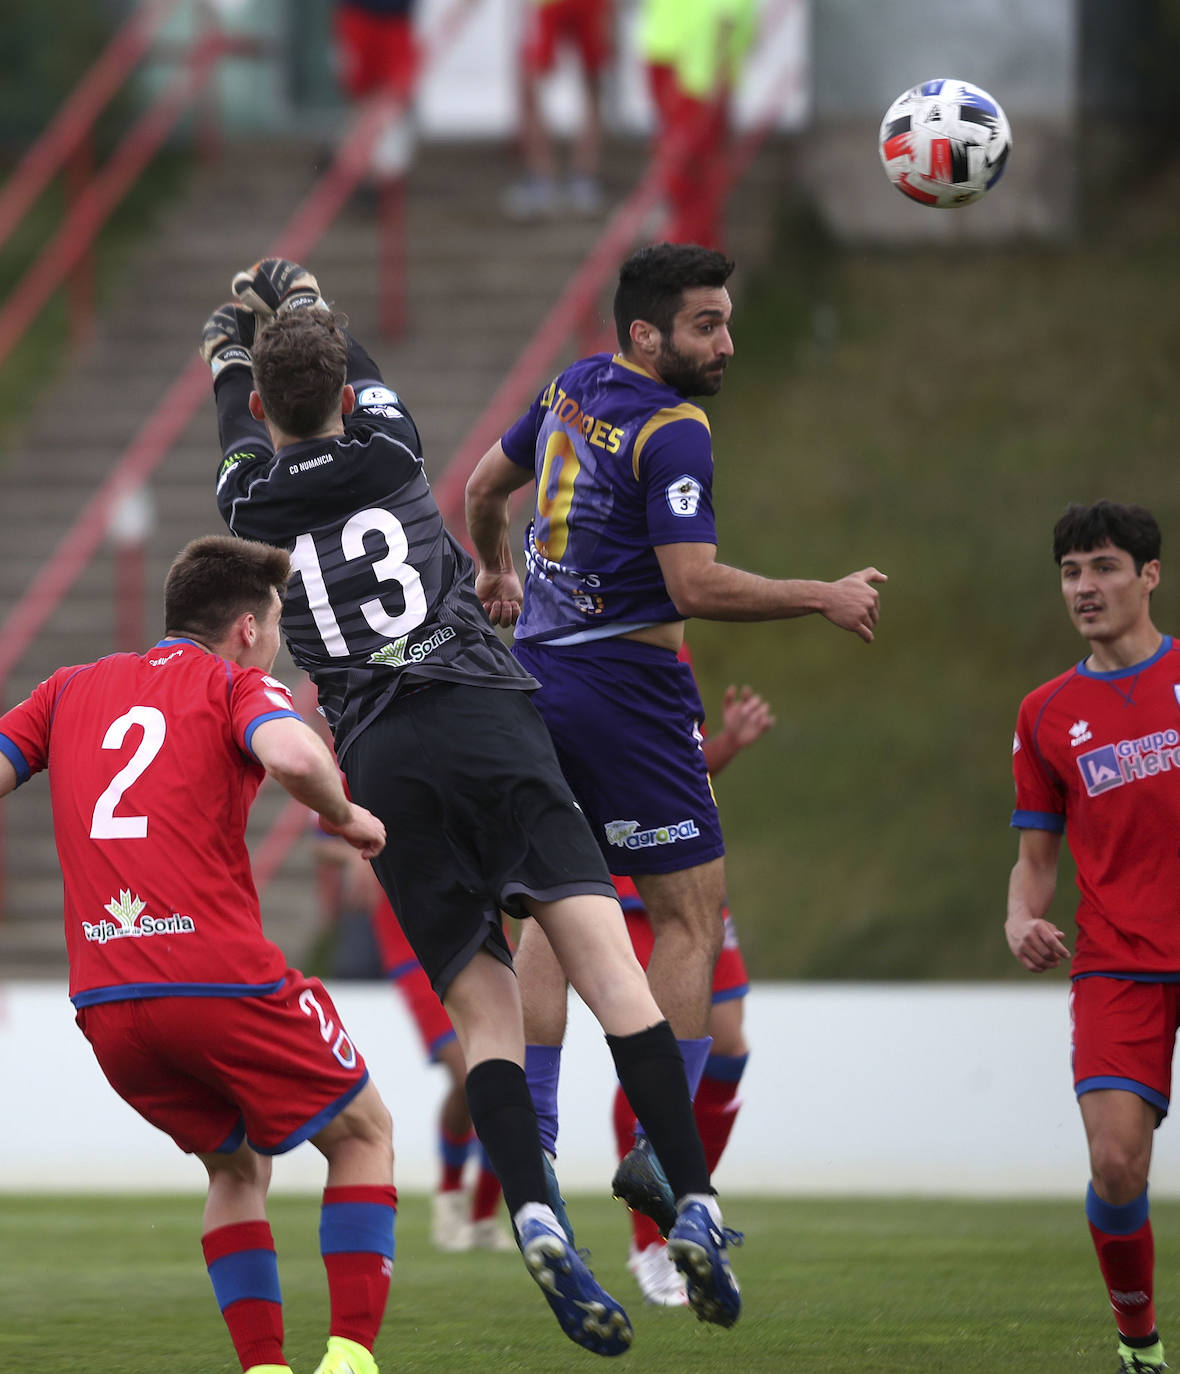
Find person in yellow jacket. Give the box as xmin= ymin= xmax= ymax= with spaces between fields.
xmin=639 ymin=0 xmax=758 ymax=247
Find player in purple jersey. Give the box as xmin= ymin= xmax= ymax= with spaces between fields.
xmin=465 ymin=242 xmax=885 ymax=1213
xmin=1006 ymin=500 xmax=1180 ymax=1374
xmin=200 ymin=259 xmax=744 ymax=1353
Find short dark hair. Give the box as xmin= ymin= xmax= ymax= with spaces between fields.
xmin=1052 ymin=500 xmax=1161 ymax=572
xmin=613 ymin=242 xmax=735 ymax=349
xmin=251 ymin=310 xmax=349 ymax=438
xmin=164 ymin=535 xmax=291 ymax=644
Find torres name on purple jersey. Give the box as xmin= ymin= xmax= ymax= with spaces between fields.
xmin=1011 ymin=636 xmax=1180 ymax=976
xmin=501 ymin=353 xmax=719 ymax=644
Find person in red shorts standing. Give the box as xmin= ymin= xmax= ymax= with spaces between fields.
xmin=313 ymin=828 xmax=513 ymax=1255
xmin=333 ymin=0 xmax=419 ymax=181
xmin=1006 ymin=500 xmax=1180 ymax=1374
xmin=502 ymin=0 xmax=613 ymax=219
xmin=0 ymin=535 xmax=393 ymax=1374
xmin=370 ymin=893 xmax=515 ymax=1252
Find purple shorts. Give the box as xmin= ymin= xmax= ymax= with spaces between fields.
xmin=513 ymin=637 xmax=725 ymax=875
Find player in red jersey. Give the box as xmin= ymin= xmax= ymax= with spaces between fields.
xmin=314 ymin=827 xmax=512 ymax=1253
xmin=0 ymin=536 xmax=394 ymax=1374
xmin=369 ymin=892 xmax=515 ymax=1252
xmin=1006 ymin=500 xmax=1180 ymax=1374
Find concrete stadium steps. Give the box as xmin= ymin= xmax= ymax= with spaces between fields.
xmin=0 ymin=133 xmax=790 ymax=978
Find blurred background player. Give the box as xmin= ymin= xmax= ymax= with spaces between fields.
xmin=642 ymin=0 xmax=759 ymax=248
xmin=332 ymin=0 xmax=420 ymax=184
xmin=612 ymin=670 xmax=770 ymax=1306
xmin=313 ymin=831 xmax=513 ymax=1253
xmin=371 ymin=890 xmax=515 ymax=1252
xmin=502 ymin=0 xmax=613 ymax=219
xmin=0 ymin=535 xmax=394 ymax=1374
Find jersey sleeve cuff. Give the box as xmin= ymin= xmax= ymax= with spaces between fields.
xmin=1010 ymin=808 xmax=1065 ymax=833
xmin=243 ymin=709 xmax=302 ymax=759
xmin=0 ymin=733 xmax=31 ymax=785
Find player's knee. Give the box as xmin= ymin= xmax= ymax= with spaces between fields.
xmin=203 ymin=1145 xmax=272 ymax=1191
xmin=1089 ymin=1138 xmax=1150 ymax=1201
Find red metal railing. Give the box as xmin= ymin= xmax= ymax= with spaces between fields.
xmin=0 ymin=24 xmax=267 ymax=372
xmin=0 ymin=1 xmax=476 ymax=912
xmin=0 ymin=0 xmax=805 ymax=911
xmin=0 ymin=0 xmax=181 ymax=254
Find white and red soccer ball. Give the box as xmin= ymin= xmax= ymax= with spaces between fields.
xmin=878 ymin=79 xmax=1012 ymax=208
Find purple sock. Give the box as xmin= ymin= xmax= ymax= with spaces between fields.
xmin=524 ymin=1044 xmax=562 ymax=1156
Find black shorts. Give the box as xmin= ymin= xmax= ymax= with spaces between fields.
xmin=343 ymin=682 xmax=615 ymax=998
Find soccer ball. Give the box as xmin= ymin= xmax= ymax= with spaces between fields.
xmin=878 ymin=79 xmax=1012 ymax=208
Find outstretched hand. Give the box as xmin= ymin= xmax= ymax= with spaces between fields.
xmin=718 ymin=685 xmax=776 ymax=751
xmin=198 ymin=301 xmax=257 ymax=378
xmin=231 ymin=258 xmax=327 ymax=320
xmin=822 ymin=567 xmax=888 ymax=643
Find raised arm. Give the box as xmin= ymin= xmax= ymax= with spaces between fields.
xmin=654 ymin=543 xmax=887 ymax=644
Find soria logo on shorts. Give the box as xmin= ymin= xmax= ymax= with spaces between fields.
xmin=604 ymin=817 xmax=701 ymax=850
xmin=1077 ymin=728 xmax=1180 ymax=798
xmin=82 ymin=889 xmax=196 ymax=944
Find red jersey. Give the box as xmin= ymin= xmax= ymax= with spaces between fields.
xmin=0 ymin=639 xmax=302 ymax=1007
xmin=1011 ymin=635 xmax=1180 ymax=976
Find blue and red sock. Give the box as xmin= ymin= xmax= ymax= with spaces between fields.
xmin=320 ymin=1185 xmax=397 ymax=1352
xmin=202 ymin=1219 xmax=285 ymax=1371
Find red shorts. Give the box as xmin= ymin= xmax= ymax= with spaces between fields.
xmin=622 ymin=908 xmax=748 ymax=1003
xmin=335 ymin=6 xmax=418 ymax=100
xmin=1070 ymin=975 xmax=1180 ymax=1116
xmin=75 ymin=971 xmax=369 ymax=1155
xmin=372 ymin=894 xmax=456 ymax=1057
xmin=523 ymin=0 xmax=611 ymax=75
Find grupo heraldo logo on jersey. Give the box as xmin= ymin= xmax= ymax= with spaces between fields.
xmin=1078 ymin=729 xmax=1180 ymax=798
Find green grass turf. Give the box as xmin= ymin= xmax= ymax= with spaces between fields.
xmin=0 ymin=1191 xmax=1170 ymax=1372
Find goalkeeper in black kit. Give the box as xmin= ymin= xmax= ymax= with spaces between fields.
xmin=198 ymin=260 xmax=744 ymax=1364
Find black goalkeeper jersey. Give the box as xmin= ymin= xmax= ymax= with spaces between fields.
xmin=212 ymin=334 xmax=535 ymax=761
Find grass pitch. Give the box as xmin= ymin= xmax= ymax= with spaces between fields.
xmin=0 ymin=1192 xmax=1171 ymax=1372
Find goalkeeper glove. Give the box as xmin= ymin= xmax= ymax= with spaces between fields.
xmin=231 ymin=258 xmax=326 ymax=320
xmin=199 ymin=302 xmax=257 ymax=379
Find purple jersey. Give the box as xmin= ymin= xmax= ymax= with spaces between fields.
xmin=500 ymin=353 xmax=718 ymax=644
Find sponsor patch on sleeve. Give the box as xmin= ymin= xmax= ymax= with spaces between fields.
xmin=666 ymin=475 xmax=703 ymax=517
xmin=357 ymin=385 xmax=403 ymax=418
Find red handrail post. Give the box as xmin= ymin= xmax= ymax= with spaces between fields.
xmin=195 ymin=0 xmax=224 ymax=164
xmin=378 ymin=173 xmax=407 ymax=340
xmin=65 ymin=132 xmax=96 ymax=351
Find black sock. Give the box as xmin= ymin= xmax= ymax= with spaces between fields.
xmin=465 ymin=1058 xmax=547 ymax=1217
xmin=605 ymin=1020 xmax=711 ymax=1199
xmin=1122 ymin=1332 xmax=1162 ymax=1350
